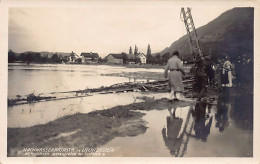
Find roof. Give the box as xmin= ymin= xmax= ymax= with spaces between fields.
xmin=107 ymin=53 xmax=123 ymax=59
xmin=126 ymin=54 xmax=136 ymax=60
xmin=137 ymin=53 xmax=146 ymax=57
xmin=81 ymin=53 xmax=99 ymax=58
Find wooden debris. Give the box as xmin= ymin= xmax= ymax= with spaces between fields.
xmin=8 ymin=76 xmax=195 ymax=106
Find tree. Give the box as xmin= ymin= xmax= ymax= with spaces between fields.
xmin=150 ymin=56 xmax=157 ymax=64
xmin=8 ymin=50 xmax=16 ymax=63
xmin=41 ymin=55 xmax=48 ymax=63
xmin=34 ymin=53 xmax=42 ymax=63
xmin=147 ymin=54 xmax=152 ymax=64
xmin=25 ymin=52 xmax=34 ymax=65
xmin=162 ymin=52 xmax=170 ymax=65
xmin=122 ymin=53 xmax=128 ymax=64
xmin=129 ymin=47 xmax=133 ymax=54
xmin=134 ymin=45 xmax=138 ymax=55
xmin=147 ymin=44 xmax=151 ymax=56
xmin=155 ymin=53 xmax=163 ymax=65
xmin=19 ymin=53 xmax=27 ymax=62
xmin=51 ymin=53 xmax=61 ymax=63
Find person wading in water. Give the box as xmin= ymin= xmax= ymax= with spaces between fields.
xmin=164 ymin=51 xmax=185 ymax=102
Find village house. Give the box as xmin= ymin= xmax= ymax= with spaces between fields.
xmin=57 ymin=53 xmax=71 ymax=63
xmin=137 ymin=53 xmax=147 ymax=64
xmin=106 ymin=53 xmax=124 ymax=64
xmin=81 ymin=52 xmax=99 ymax=64
xmin=106 ymin=52 xmax=147 ymax=64
xmin=66 ymin=52 xmax=79 ymax=63
xmin=39 ymin=51 xmax=79 ymax=63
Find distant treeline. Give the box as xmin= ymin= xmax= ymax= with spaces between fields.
xmin=146 ymin=52 xmax=194 ymax=65
xmin=8 ymin=50 xmax=82 ymax=64
xmin=8 ymin=50 xmax=107 ymax=64
xmin=146 ymin=53 xmax=169 ymax=65
xmin=8 ymin=50 xmax=191 ymax=65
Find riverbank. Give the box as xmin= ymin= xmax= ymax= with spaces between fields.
xmin=9 ymin=62 xmax=165 ymax=69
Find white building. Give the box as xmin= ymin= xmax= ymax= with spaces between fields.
xmin=137 ymin=53 xmax=147 ymax=64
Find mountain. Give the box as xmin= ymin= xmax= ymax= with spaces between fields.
xmin=159 ymin=7 xmax=254 ymax=61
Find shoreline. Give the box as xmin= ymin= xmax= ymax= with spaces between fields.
xmin=8 ymin=62 xmax=166 ymax=69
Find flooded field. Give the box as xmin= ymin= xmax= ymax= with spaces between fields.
xmin=8 ymin=63 xmax=165 ymax=128
xmin=7 ymin=63 xmax=253 ymax=157
xmin=8 ymin=92 xmax=168 ymax=128
xmin=8 ymin=63 xmax=163 ymax=98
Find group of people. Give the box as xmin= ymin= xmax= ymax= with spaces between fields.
xmin=164 ymin=50 xmax=237 ymax=102
xmin=162 ymin=51 xmax=253 ymax=156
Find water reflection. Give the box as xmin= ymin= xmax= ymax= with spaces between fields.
xmin=162 ymin=97 xmax=236 ymax=156
xmin=101 ymin=95 xmax=252 ymax=157
xmin=215 ymin=96 xmax=230 ymax=132
xmin=162 ymin=107 xmax=183 ymax=155
xmin=162 ymin=101 xmax=214 ymax=156
xmin=191 ymin=101 xmax=213 ymax=142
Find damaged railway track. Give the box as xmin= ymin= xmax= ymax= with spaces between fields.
xmin=8 ymin=75 xmax=195 ymax=106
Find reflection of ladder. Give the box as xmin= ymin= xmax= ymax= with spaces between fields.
xmin=175 ymin=106 xmax=195 ymax=157
xmin=181 ymin=7 xmax=203 ymax=60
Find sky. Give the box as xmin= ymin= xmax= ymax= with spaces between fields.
xmin=8 ymin=3 xmax=232 ymax=57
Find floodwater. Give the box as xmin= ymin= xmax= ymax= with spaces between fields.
xmin=7 ymin=63 xmax=253 ymax=157
xmin=101 ymin=94 xmax=253 ymax=157
xmin=8 ymin=63 xmax=165 ymax=128
xmin=8 ymin=63 xmax=162 ymax=98
xmin=8 ymin=63 xmax=164 ymax=127
xmin=8 ymin=92 xmax=169 ymax=128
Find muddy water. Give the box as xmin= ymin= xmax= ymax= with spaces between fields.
xmin=8 ymin=92 xmax=169 ymax=128
xmin=8 ymin=63 xmax=165 ymax=128
xmin=101 ymin=95 xmax=253 ymax=157
xmin=8 ymin=63 xmax=162 ymax=98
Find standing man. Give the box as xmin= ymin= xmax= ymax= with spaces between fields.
xmin=164 ymin=51 xmax=185 ymax=102
xmin=195 ymin=57 xmax=208 ymax=101
xmin=206 ymin=58 xmax=215 ymax=87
